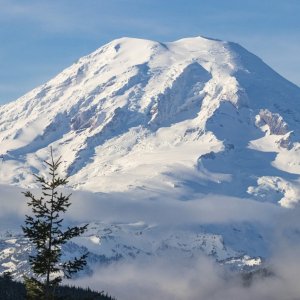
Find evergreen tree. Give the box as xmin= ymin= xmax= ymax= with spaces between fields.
xmin=0 ymin=272 xmax=26 ymax=300
xmin=22 ymin=147 xmax=88 ymax=300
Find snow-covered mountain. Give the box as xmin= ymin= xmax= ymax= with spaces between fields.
xmin=0 ymin=36 xmax=300 ymax=206
xmin=0 ymin=36 xmax=300 ymax=278
xmin=0 ymin=221 xmax=263 ymax=279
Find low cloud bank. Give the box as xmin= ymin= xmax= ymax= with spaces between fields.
xmin=68 ymin=190 xmax=281 ymax=226
xmin=0 ymin=184 xmax=281 ymax=228
xmin=1 ymin=184 xmax=300 ymax=299
xmin=73 ymin=244 xmax=300 ymax=300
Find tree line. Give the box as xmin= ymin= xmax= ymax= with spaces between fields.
xmin=0 ymin=272 xmax=115 ymax=300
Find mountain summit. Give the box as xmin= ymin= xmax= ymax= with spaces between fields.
xmin=0 ymin=36 xmax=300 ymax=206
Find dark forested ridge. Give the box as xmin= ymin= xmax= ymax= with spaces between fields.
xmin=0 ymin=273 xmax=115 ymax=300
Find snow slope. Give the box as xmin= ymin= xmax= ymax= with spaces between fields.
xmin=1 ymin=221 xmax=259 ymax=279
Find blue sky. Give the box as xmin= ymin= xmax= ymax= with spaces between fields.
xmin=0 ymin=0 xmax=299 ymax=104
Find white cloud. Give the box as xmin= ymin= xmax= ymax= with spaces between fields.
xmin=72 ymin=244 xmax=300 ymax=300
xmin=0 ymin=184 xmax=282 ymax=228
xmin=1 ymin=184 xmax=300 ymax=299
